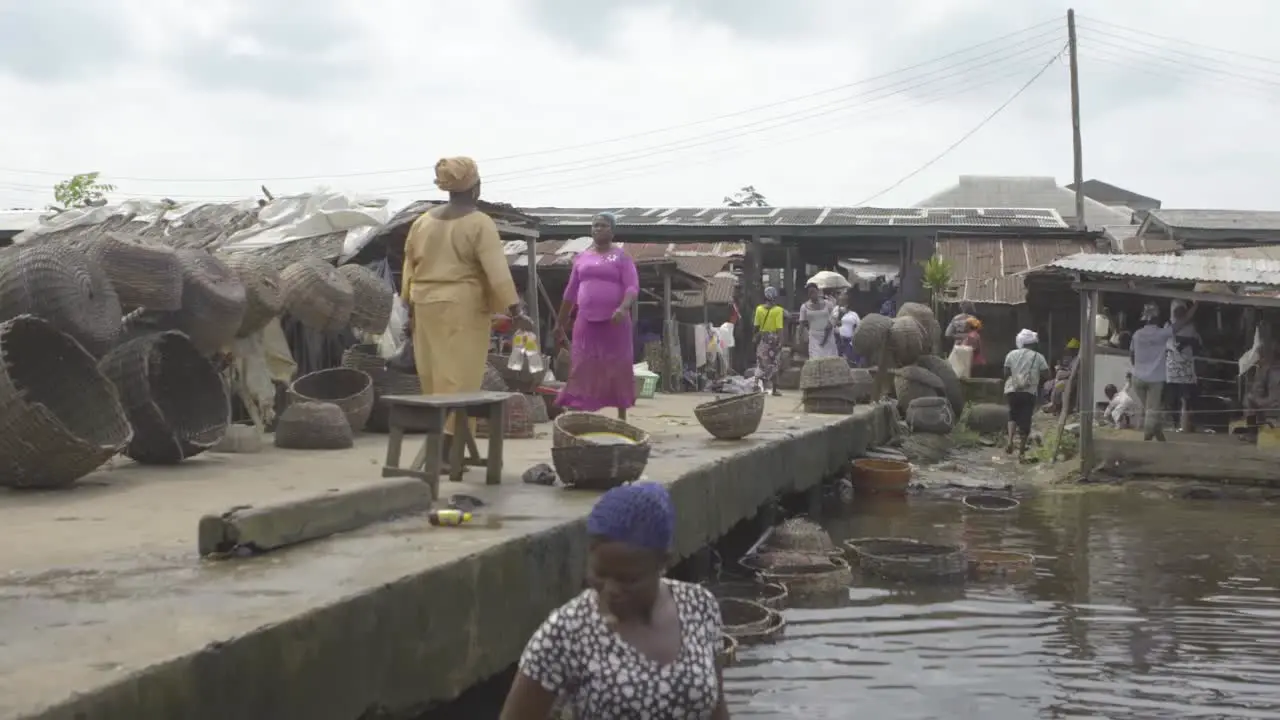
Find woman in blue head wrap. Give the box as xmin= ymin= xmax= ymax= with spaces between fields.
xmin=753 ymin=286 xmax=785 ymax=395
xmin=554 ymin=211 xmax=642 ymax=420
xmin=501 ymin=483 xmax=729 ymax=720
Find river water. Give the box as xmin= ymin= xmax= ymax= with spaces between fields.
xmin=726 ymin=488 xmax=1280 ymax=719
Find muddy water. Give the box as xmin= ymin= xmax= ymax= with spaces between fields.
xmin=726 ymin=488 xmax=1280 ymax=719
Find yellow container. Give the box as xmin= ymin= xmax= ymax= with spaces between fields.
xmin=1257 ymin=426 xmax=1280 ymax=451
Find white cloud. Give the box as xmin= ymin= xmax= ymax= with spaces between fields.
xmin=1 ymin=0 xmax=1278 ymax=213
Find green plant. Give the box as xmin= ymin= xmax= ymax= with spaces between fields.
xmin=724 ymin=185 xmax=768 ymax=207
xmin=50 ymin=172 xmax=115 ymax=211
xmin=920 ymin=255 xmax=954 ymax=318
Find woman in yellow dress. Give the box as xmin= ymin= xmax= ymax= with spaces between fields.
xmin=401 ymin=156 xmax=531 ymax=466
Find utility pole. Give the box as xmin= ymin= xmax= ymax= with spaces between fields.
xmin=1067 ymin=9 xmax=1085 ymax=230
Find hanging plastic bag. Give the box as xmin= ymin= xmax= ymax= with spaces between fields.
xmin=387 ymin=323 xmax=415 ymax=373
xmin=948 ymin=344 xmax=974 ymax=379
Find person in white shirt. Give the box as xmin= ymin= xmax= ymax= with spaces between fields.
xmin=833 ymin=290 xmax=860 ymax=366
xmin=1129 ymin=301 xmax=1197 ymax=441
xmin=1164 ymin=301 xmax=1201 ymax=433
xmin=1003 ymin=328 xmax=1051 ymax=457
xmin=1103 ymin=375 xmax=1142 ymax=429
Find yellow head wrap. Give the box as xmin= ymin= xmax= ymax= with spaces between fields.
xmin=1066 ymin=338 xmax=1080 ymax=349
xmin=434 ymin=156 xmax=480 ymax=193
xmin=966 ymin=317 xmax=982 ymax=330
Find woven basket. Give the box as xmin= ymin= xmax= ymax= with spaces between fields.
xmin=858 ymin=541 xmax=967 ymax=582
xmin=799 ymin=356 xmax=854 ymax=390
xmin=732 ymin=608 xmax=786 ymax=645
xmin=967 ymin=549 xmax=1036 ymax=581
xmin=341 ymin=343 xmax=385 ymax=375
xmin=758 ymin=556 xmax=853 ymax=600
xmin=280 ymin=258 xmax=354 ymax=332
xmin=915 ymin=355 xmax=965 ymax=418
xmin=694 ymin=392 xmax=765 ymax=440
xmin=767 ymin=518 xmax=836 ymax=554
xmin=842 ymin=536 xmax=921 ymax=563
xmin=172 ymin=249 xmax=248 ymax=355
xmin=906 ymin=396 xmax=954 ymax=434
xmin=552 ymin=412 xmax=650 ymax=448
xmin=740 ymin=550 xmax=832 ymax=573
xmin=94 ymin=232 xmax=183 ymax=311
xmin=98 ymin=330 xmax=231 ymax=465
xmin=716 ymin=634 xmax=739 ymax=670
xmin=0 ymin=315 xmax=132 ymax=489
xmin=551 ymin=443 xmax=651 ymax=489
xmin=705 ymin=580 xmax=789 ymax=611
xmin=274 ymin=401 xmax=354 ymax=450
xmin=487 ymin=353 xmax=542 ymax=393
xmin=289 ymin=368 xmax=374 ymax=433
xmin=0 ymin=243 xmax=123 ymax=357
xmin=719 ymin=597 xmax=772 ymax=635
xmin=962 ymin=494 xmax=1020 ymax=512
xmin=802 ymin=396 xmax=855 ymax=415
xmin=366 ymin=369 xmax=423 ymax=433
xmin=221 ymin=252 xmax=283 ymax=337
xmin=965 ymin=403 xmax=1010 ymax=434
xmin=851 ymin=458 xmax=912 ymax=496
xmin=475 ymin=393 xmax=536 ymax=440
xmin=337 ymin=263 xmax=393 ymax=335
xmin=897 ymin=302 xmax=942 ymax=354
xmin=851 ymin=313 xmax=893 ymax=358
xmin=893 ymin=365 xmax=945 ymax=415
xmin=889 ymin=315 xmax=928 ymax=366
xmin=483 ymin=364 xmax=509 ymax=392
xmin=525 ymin=392 xmax=550 ymax=424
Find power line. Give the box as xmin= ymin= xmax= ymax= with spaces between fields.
xmin=0 ymin=18 xmax=1064 ymax=185
xmin=1077 ymin=39 xmax=1280 ymax=93
xmin=1075 ymin=15 xmax=1280 ymax=67
xmin=853 ymin=46 xmax=1066 ymax=206
xmin=1076 ymin=27 xmax=1280 ymax=89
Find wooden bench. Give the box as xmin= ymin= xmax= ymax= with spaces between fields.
xmin=380 ymin=391 xmax=516 ymax=499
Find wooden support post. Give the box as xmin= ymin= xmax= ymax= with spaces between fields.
xmin=1079 ymin=288 xmax=1098 ymax=477
xmin=661 ymin=266 xmax=674 ymax=392
xmin=783 ymin=245 xmax=795 ymax=311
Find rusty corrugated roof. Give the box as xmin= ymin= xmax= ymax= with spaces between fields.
xmin=525 ymin=206 xmax=1070 ymax=230
xmin=936 ymin=235 xmax=1097 ymax=304
xmin=1050 ymin=252 xmax=1280 ymax=286
xmin=506 ymin=239 xmax=739 ymax=272
xmin=1103 ymin=224 xmax=1177 ymax=254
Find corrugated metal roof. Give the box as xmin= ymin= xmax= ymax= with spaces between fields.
xmin=936 ymin=235 xmax=1097 ymax=304
xmin=1102 ymin=224 xmax=1177 ymax=254
xmin=674 ymin=276 xmax=737 ymax=307
xmin=1050 ymin=252 xmax=1280 ymax=287
xmin=1185 ymin=246 xmax=1280 ymax=261
xmin=526 ymin=206 xmax=1069 ymax=230
xmin=1150 ymin=209 xmax=1280 ymax=232
xmin=507 ymin=239 xmax=740 ymax=271
xmin=0 ymin=209 xmax=44 ymax=233
xmin=916 ymin=175 xmax=1132 ymax=228
xmin=673 ymin=255 xmax=734 ymax=278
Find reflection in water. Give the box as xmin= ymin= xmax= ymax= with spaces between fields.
xmin=724 ymin=489 xmax=1280 ymax=719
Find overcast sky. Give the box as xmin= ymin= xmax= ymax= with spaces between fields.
xmin=0 ymin=0 xmax=1276 ymax=212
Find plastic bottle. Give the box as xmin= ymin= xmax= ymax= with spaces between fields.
xmin=525 ymin=333 xmax=545 ymax=374
xmin=507 ymin=332 xmax=527 ymax=371
xmin=428 ymin=509 xmax=473 ymax=527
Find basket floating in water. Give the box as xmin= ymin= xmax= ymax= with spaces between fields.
xmin=967 ymin=548 xmax=1036 ymax=581
xmin=730 ymin=608 xmax=786 ymax=645
xmin=757 ymin=556 xmax=853 ymax=600
xmin=719 ymin=597 xmax=773 ymax=635
xmin=705 ymin=580 xmax=788 ymax=610
xmin=841 ymin=536 xmax=921 ymax=562
xmin=851 ymin=458 xmax=912 ymax=496
xmin=962 ymin=494 xmax=1020 ymax=512
xmin=858 ymin=540 xmax=967 ymax=583
xmin=766 ymin=517 xmax=836 ymax=554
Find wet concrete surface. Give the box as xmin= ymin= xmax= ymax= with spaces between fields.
xmin=0 ymin=394 xmax=895 ymax=720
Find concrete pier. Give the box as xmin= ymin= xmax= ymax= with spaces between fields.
xmin=0 ymin=395 xmax=896 ymax=720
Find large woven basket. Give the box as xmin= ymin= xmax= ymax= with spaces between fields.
xmin=475 ymin=393 xmax=536 ymax=440
xmin=915 ymin=354 xmax=965 ymax=418
xmin=694 ymin=392 xmax=765 ymax=440
xmin=289 ymin=368 xmax=374 ymax=433
xmin=767 ymin=518 xmax=836 ymax=554
xmin=842 ymin=536 xmax=921 ymax=563
xmin=172 ymin=249 xmax=248 ymax=355
xmin=967 ymin=548 xmax=1036 ymax=581
xmin=893 ymin=365 xmax=945 ymax=414
xmin=730 ymin=608 xmax=786 ymax=645
xmin=706 ymin=580 xmax=789 ymax=611
xmin=98 ymin=330 xmax=231 ymax=465
xmin=551 ymin=443 xmax=650 ymax=489
xmin=851 ymin=313 xmax=893 ymax=358
xmin=965 ymin=403 xmax=1010 ymax=434
xmin=897 ymin=302 xmax=942 ymax=354
xmin=274 ymin=401 xmax=354 ymax=450
xmin=552 ymin=412 xmax=651 ymax=448
xmin=758 ymin=556 xmax=853 ymax=601
xmin=280 ymin=258 xmax=354 ymax=332
xmin=0 ymin=315 xmax=132 ymax=489
xmin=858 ymin=540 xmax=967 ymax=582
xmin=719 ymin=597 xmax=773 ymax=635
xmin=888 ymin=315 xmax=928 ymax=367
xmin=799 ymin=356 xmax=854 ymax=390
xmin=94 ymin=232 xmax=183 ymax=311
xmin=524 ymin=392 xmax=550 ymax=424
xmin=337 ymin=263 xmax=393 ymax=335
xmin=221 ymin=252 xmax=283 ymax=337
xmin=341 ymin=343 xmax=385 ymax=375
xmin=0 ymin=243 xmax=122 ymax=357
xmin=366 ymin=369 xmax=423 ymax=433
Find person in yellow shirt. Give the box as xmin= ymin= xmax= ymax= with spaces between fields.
xmin=753 ymin=286 xmax=786 ymax=395
xmin=401 ymin=156 xmax=531 ymax=467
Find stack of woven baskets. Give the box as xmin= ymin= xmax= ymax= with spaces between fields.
xmin=799 ymin=357 xmax=862 ymax=414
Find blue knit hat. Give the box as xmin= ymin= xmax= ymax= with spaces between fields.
xmin=586 ymin=482 xmax=674 ymax=552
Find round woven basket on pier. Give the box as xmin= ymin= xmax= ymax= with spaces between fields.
xmin=965 ymin=403 xmax=1010 ymax=434
xmin=0 ymin=243 xmax=123 ymax=357
xmin=172 ymin=249 xmax=248 ymax=355
xmin=962 ymin=494 xmax=1020 ymax=512
xmin=98 ymin=330 xmax=231 ymax=465
xmin=799 ymin=356 xmax=854 ymax=390
xmin=0 ymin=315 xmax=132 ymax=489
xmin=476 ymin=393 xmax=535 ymax=440
xmin=842 ymin=536 xmax=921 ymax=563
xmin=767 ymin=518 xmax=836 ymax=554
xmin=289 ymin=367 xmax=374 ymax=433
xmin=274 ymin=401 xmax=354 ymax=450
xmin=914 ymin=354 xmax=965 ymax=419
xmin=719 ymin=597 xmax=773 ymax=635
xmin=552 ymin=443 xmax=650 ymax=489
xmin=221 ymin=252 xmax=283 ymax=337
xmin=858 ymin=540 xmax=967 ymax=582
xmin=906 ymin=396 xmax=954 ymax=434
xmin=705 ymin=580 xmax=789 ymax=611
xmin=280 ymin=258 xmax=354 ymax=332
xmin=897 ymin=302 xmax=942 ymax=354
xmin=967 ymin=548 xmax=1036 ymax=581
xmin=552 ymin=412 xmax=650 ymax=448
xmin=893 ymin=365 xmax=945 ymax=415
xmin=757 ymin=556 xmax=853 ymax=600
xmin=337 ymin=263 xmax=393 ymax=335
xmin=94 ymin=232 xmax=184 ymax=311
xmin=716 ymin=633 xmax=739 ymax=669
xmin=888 ymin=315 xmax=929 ymax=367
xmin=694 ymin=391 xmax=765 ymax=440
xmin=851 ymin=313 xmax=893 ymax=359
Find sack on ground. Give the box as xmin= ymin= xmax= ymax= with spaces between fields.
xmin=906 ymin=396 xmax=953 ymax=434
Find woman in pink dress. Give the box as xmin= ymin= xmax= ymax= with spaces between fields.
xmin=555 ymin=212 xmax=640 ymax=420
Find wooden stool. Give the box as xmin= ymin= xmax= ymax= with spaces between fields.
xmin=380 ymin=391 xmax=515 ymax=499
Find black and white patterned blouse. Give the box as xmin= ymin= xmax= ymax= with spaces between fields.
xmin=519 ymin=578 xmax=723 ymax=719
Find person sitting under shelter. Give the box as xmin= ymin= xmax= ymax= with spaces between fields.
xmin=1102 ymin=374 xmax=1142 ymax=429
